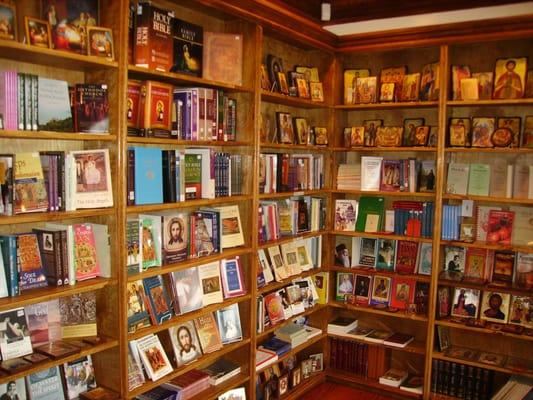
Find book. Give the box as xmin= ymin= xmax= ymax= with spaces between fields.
xmin=365 ymin=330 xmax=392 ymax=344
xmin=467 ymin=164 xmax=490 ymax=196
xmin=509 ymin=296 xmax=533 ymax=328
xmin=141 ymin=81 xmax=173 ymax=137
xmin=161 ymin=212 xmax=189 ymax=264
xmin=184 ymin=153 xmax=202 ymax=200
xmin=400 ymin=375 xmax=424 ymax=394
xmin=480 ymin=291 xmax=511 ymax=323
xmin=395 ymin=240 xmax=419 ymax=274
xmin=360 ymin=156 xmax=383 ymax=191
xmin=26 ymin=366 xmax=65 ymax=400
xmin=213 ymin=205 xmax=245 ymax=249
xmin=0 ymin=378 xmax=26 ymax=400
xmin=24 ymin=303 xmax=49 ymax=347
xmin=135 ymin=334 xmax=173 ymax=381
xmin=418 ymin=160 xmax=436 ymax=192
xmin=490 ymin=250 xmax=515 ymax=287
xmin=264 ymin=291 xmax=285 ymax=325
xmin=380 ymin=160 xmax=401 ymax=191
xmin=59 ymin=292 xmax=97 ymax=338
xmin=215 ymin=303 xmax=242 ymax=344
xmin=515 ymin=253 xmax=533 ymax=289
xmin=370 ymin=275 xmax=391 ymax=306
xmin=220 ymin=257 xmax=246 ymax=298
xmin=13 ymin=152 xmax=49 ymax=213
xmin=510 ymin=206 xmax=533 ymax=246
xmin=171 ymin=18 xmax=202 ymax=76
xmin=143 ymin=275 xmax=172 ymax=324
xmin=132 ymin=147 xmax=163 ymax=205
xmin=202 ymin=358 xmax=241 ymax=386
xmin=379 ymin=368 xmax=408 ymax=387
xmin=63 ymin=355 xmax=97 ymax=400
xmin=169 ymin=320 xmax=203 ymax=367
xmin=170 ymin=267 xmax=203 ymax=314
xmin=334 ymin=199 xmax=358 ymax=231
xmin=16 ymin=233 xmax=47 ymax=291
xmin=464 ymin=247 xmax=487 ymax=283
xmin=127 ymin=281 xmax=152 ymax=333
xmin=74 ymin=84 xmax=109 ymax=133
xmin=486 ymin=210 xmax=514 ymax=244
xmin=37 ymin=77 xmax=73 ymax=132
xmin=355 ymin=196 xmax=385 ymax=233
xmin=446 ymin=163 xmax=469 ymax=195
xmin=375 ymin=239 xmax=396 ymax=271
xmin=451 ymin=287 xmax=480 ymax=319
xmin=441 ymin=246 xmax=466 ymax=281
xmin=358 ymin=237 xmax=377 ymax=267
xmin=336 ymin=272 xmax=354 ymax=301
xmin=0 ymin=307 xmax=33 ymax=360
xmin=73 ymin=224 xmax=100 ymax=281
xmin=191 ymin=210 xmax=219 ymax=258
xmin=354 ymin=274 xmax=372 ymax=305
xmin=255 ymin=348 xmax=278 ymax=371
xmin=383 ymin=333 xmax=415 ymax=348
xmin=390 ymin=277 xmax=415 ymax=309
xmin=203 ymin=32 xmax=243 ymax=86
xmin=198 ymin=261 xmax=223 ymax=306
xmin=194 ymin=314 xmax=223 ymax=354
xmin=417 ymin=243 xmax=432 ymax=275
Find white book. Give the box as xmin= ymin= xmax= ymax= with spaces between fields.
xmin=293 ymin=239 xmax=313 ymax=271
xmin=135 ymin=334 xmax=173 ymax=381
xmin=360 ymin=156 xmax=383 ymax=191
xmin=185 ymin=148 xmax=215 ymax=199
xmin=0 ymin=307 xmax=33 ymax=360
xmin=446 ymin=163 xmax=469 ymax=195
xmin=87 ymin=223 xmax=111 ymax=278
xmin=257 ymin=249 xmax=275 ymax=283
xmin=0 ymin=250 xmax=9 ymax=298
xmin=267 ymin=245 xmax=288 ymax=281
xmin=212 ymin=205 xmax=244 ymax=248
xmin=506 ymin=165 xmax=514 ymax=198
xmin=281 ymin=242 xmax=302 ymax=276
xmin=198 ymin=261 xmax=223 ymax=306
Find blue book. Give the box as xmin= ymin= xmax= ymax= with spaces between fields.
xmin=142 ymin=275 xmax=172 ymax=324
xmin=132 ymin=147 xmax=163 ymax=205
xmin=260 ymin=337 xmax=291 ymax=356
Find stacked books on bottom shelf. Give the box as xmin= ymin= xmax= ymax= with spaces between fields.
xmin=491 ymin=376 xmax=533 ymax=400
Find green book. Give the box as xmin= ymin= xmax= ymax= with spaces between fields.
xmin=467 ymin=164 xmax=490 ymax=196
xmin=184 ymin=153 xmax=202 ymax=200
xmin=355 ymin=196 xmax=385 ymax=233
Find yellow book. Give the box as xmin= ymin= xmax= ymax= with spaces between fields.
xmin=13 ymin=152 xmax=48 ymax=214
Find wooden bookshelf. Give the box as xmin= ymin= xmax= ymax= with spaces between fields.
xmin=329 ymin=230 xmax=433 ymax=244
xmin=261 ymin=90 xmax=329 ymax=108
xmin=330 ymin=301 xmax=429 ymax=322
xmin=435 ymin=319 xmax=533 ymax=343
xmin=327 ymin=332 xmax=427 ymax=356
xmin=0 ymin=208 xmax=115 ymax=226
xmin=331 ymin=146 xmax=437 ymax=152
xmin=331 ymin=189 xmax=435 ymax=198
xmin=329 ymin=265 xmax=432 ymax=283
xmin=335 ymin=101 xmax=438 ymax=110
xmin=126 ymin=195 xmax=253 ymax=214
xmin=0 ymin=130 xmax=117 ymax=141
xmin=257 ymin=269 xmax=322 ymax=295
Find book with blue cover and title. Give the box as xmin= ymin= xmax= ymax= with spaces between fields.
xmin=132 ymin=147 xmax=163 ymax=205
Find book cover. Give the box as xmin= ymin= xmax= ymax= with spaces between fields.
xmin=63 ymin=355 xmax=97 ymax=400
xmin=37 ymin=77 xmax=73 ymax=132
xmin=390 ymin=277 xmax=415 ymax=309
xmin=198 ymin=261 xmax=223 ymax=306
xmin=26 ymin=366 xmax=65 ymax=400
xmin=515 ymin=252 xmax=533 ymax=289
xmin=375 ymin=239 xmax=396 ymax=271
xmin=359 ymin=237 xmax=377 ymax=267
xmin=264 ymin=292 xmax=285 ymax=325
xmin=383 ymin=333 xmax=415 ymax=348
xmin=0 ymin=379 xmax=26 ymax=400
xmin=220 ymin=257 xmax=246 ymax=298
xmin=489 ymin=163 xmax=508 ymax=197
xmin=13 ymin=152 xmax=49 ymax=214
xmin=33 ymin=228 xmax=63 ymax=286
xmin=0 ymin=155 xmax=13 ymax=216
xmin=490 ymin=250 xmax=515 ymax=287
xmin=0 ymin=307 xmax=33 ymax=360
xmin=70 ymin=149 xmax=113 ymax=209
xmin=313 ymin=272 xmax=329 ymax=304
xmin=214 ymin=205 xmax=245 ymax=249
xmin=475 ymin=205 xmax=501 ymax=242
xmin=509 ymin=296 xmax=533 ymax=329
xmin=191 ymin=211 xmax=218 ymax=258
xmin=73 ymin=224 xmax=100 ymax=281
xmin=203 ymin=32 xmax=243 ymax=85
xmin=24 ymin=303 xmax=49 ymax=347
xmin=334 ymin=199 xmax=358 ymax=231
xmin=184 ymin=153 xmax=202 ymax=200
xmin=417 ymin=243 xmax=432 ymax=275
xmin=169 ymin=320 xmax=203 ymax=367
xmin=464 ymin=248 xmax=487 ymax=283
xmin=132 ymin=146 xmax=163 ymax=205
xmin=171 ymin=18 xmax=202 ymax=76
xmin=467 ymin=164 xmax=491 ymax=196
xmin=380 ymin=160 xmax=401 ymax=192
xmin=126 ymin=219 xmax=141 ymax=274
xmin=194 ymin=314 xmax=223 ymax=354
xmin=370 ymin=275 xmax=391 ymax=306
xmin=126 ymin=80 xmax=142 ymax=133
xmin=334 ymin=236 xmax=353 ymax=268
xmin=486 ymin=210 xmax=514 ymax=244
xmin=74 ymin=84 xmax=109 ymax=133
xmin=451 ymin=287 xmax=480 ymax=319
xmin=134 ymin=3 xmax=174 ymax=72
xmin=126 ymin=281 xmax=151 ymax=333
xmin=170 ymin=267 xmax=203 ymax=314
xmin=395 ymin=240 xmax=419 ymax=274
xmin=59 ymin=292 xmax=97 ymax=338
xmin=480 ymin=291 xmax=511 ymax=323
xmin=510 ymin=206 xmax=533 ymax=246
xmin=355 ymin=196 xmax=385 ymax=233
xmin=135 ymin=334 xmax=173 ymax=381
xmin=215 ymin=303 xmax=242 ymax=344
xmin=513 ymin=165 xmax=529 ymax=199
xmin=446 ymin=163 xmax=469 ymax=195
xmin=161 ymin=212 xmax=189 ymax=264
xmin=142 ymin=275 xmax=172 ymax=325
xmin=142 ymin=81 xmax=173 ymax=136
xmin=354 ymin=274 xmax=372 ymax=305
xmin=16 ymin=233 xmax=47 ymax=291
xmin=336 ymin=272 xmax=354 ymax=301
xmin=418 ymin=160 xmax=436 ymax=192
xmin=360 ymin=156 xmax=383 ymax=191
xmin=441 ymin=246 xmax=466 ymax=281
xmin=140 ymin=217 xmax=160 ymax=270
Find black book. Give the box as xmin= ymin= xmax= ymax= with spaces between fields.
xmin=162 ymin=150 xmax=177 ymax=203
xmin=201 ymin=358 xmax=241 ymax=385
xmin=171 ymin=18 xmax=203 ymax=76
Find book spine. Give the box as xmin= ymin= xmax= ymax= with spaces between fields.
xmin=17 ymin=73 xmax=24 ymax=130
xmin=32 ymin=74 xmax=38 ymax=131
xmin=57 ymin=153 xmax=65 ymax=211
xmin=134 ymin=3 xmax=150 ymax=68
xmin=24 ymin=73 xmax=32 ymax=131
xmin=191 ymin=89 xmax=198 ymax=140
xmin=127 ymin=149 xmax=135 ymax=205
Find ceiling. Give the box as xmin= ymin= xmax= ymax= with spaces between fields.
xmin=274 ymin=0 xmax=533 ymax=25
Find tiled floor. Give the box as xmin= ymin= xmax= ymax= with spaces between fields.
xmin=303 ymin=382 xmax=395 ymax=399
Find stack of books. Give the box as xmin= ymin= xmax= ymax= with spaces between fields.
xmin=201 ymin=358 xmax=241 ymax=386
xmin=327 ymin=317 xmax=358 ymax=335
xmin=161 ymin=370 xmax=211 ymax=400
xmin=337 ymin=163 xmax=361 ymax=190
xmin=274 ymin=323 xmax=308 ymax=348
xmin=255 ymin=348 xmax=278 ymax=371
xmin=379 ymin=368 xmax=409 ymax=387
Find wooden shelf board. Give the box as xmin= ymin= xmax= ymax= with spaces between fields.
xmin=0 ymin=39 xmax=118 ymax=70
xmin=0 ymin=130 xmax=117 ymax=141
xmin=258 ymin=230 xmax=328 ymax=250
xmin=327 ymin=333 xmax=426 ymax=355
xmin=330 ymin=301 xmax=429 ymax=322
xmin=0 ymin=278 xmax=116 ymax=311
xmin=326 ymin=369 xmax=423 ymax=399
xmin=127 ymin=339 xmax=251 ymax=399
xmin=442 ymin=193 xmax=533 ymax=205
xmin=0 ymin=208 xmax=114 ymax=226
xmin=438 ymin=278 xmax=533 ymax=297
xmin=328 ymin=265 xmax=432 ymax=283
xmin=255 ymin=333 xmax=327 ymax=374
xmin=445 ymin=147 xmax=533 ymax=153
xmin=127 ymin=247 xmax=253 ymax=282
xmin=127 ymin=137 xmax=252 ymax=147
xmin=260 ymin=142 xmax=331 ymax=151
xmin=128 ymin=65 xmax=254 ymax=93
xmin=331 ymin=190 xmax=435 ymax=198
xmin=430 ymin=393 xmax=457 ymax=400
xmin=432 ymin=351 xmax=533 ymax=379
xmin=447 ymin=99 xmax=533 ymax=106
xmin=435 ymin=319 xmax=533 ymax=343
xmin=258 ymin=189 xmax=328 ymax=199
xmin=186 ymin=372 xmax=250 ymax=400
xmin=335 ymin=101 xmax=438 ymax=110
xmin=261 ymin=90 xmax=329 ymax=108
xmin=331 ymin=146 xmax=437 ymax=152
xmin=440 ymin=240 xmax=533 ymax=254
xmin=329 ymin=231 xmax=433 ymax=244
xmin=127 ymin=195 xmax=253 ymax=213
xmin=128 ymin=295 xmax=251 ymax=340
xmin=281 ymin=371 xmax=326 ymax=400
xmin=257 ymin=269 xmax=323 ymax=295
xmin=0 ymin=337 xmax=118 ymax=384
xmin=256 ymin=305 xmax=327 ymax=341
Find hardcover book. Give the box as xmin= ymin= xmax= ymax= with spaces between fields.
xmin=184 ymin=153 xmax=202 ymax=200
xmin=74 ymin=84 xmax=109 ymax=133
xmin=73 ymin=224 xmax=100 ymax=281
xmin=132 ymin=146 xmax=163 ymax=205
xmin=354 ymin=274 xmax=372 ymax=305
xmin=0 ymin=307 xmax=33 ymax=360
xmin=161 ymin=212 xmax=189 ymax=264
xmin=213 ymin=205 xmax=245 ymax=249
xmin=395 ymin=240 xmax=419 ymax=274
xmin=359 ymin=237 xmax=377 ymax=267
xmin=220 ymin=257 xmax=246 ymax=298
xmin=126 ymin=80 xmax=143 ymax=134
xmin=390 ymin=277 xmax=415 ymax=309
xmin=13 ymin=152 xmax=49 ymax=214
xmin=171 ymin=18 xmax=202 ymax=76
xmin=169 ymin=320 xmax=203 ymax=367
xmin=376 ymin=239 xmax=396 ymax=271
xmin=370 ymin=275 xmax=391 ymax=306
xmin=142 ymin=275 xmax=172 ymax=324
xmin=135 ymin=334 xmax=173 ymax=381
xmin=486 ymin=210 xmax=514 ymax=244
xmin=142 ymin=81 xmax=173 ymax=136
xmin=126 ymin=281 xmax=152 ymax=333
xmin=170 ymin=267 xmax=203 ymax=314
xmin=37 ymin=77 xmax=73 ymax=132
xmin=203 ymin=32 xmax=243 ymax=86
xmin=26 ymin=366 xmax=65 ymax=400
xmin=59 ymin=292 xmax=97 ymax=338
xmin=191 ymin=211 xmax=218 ymax=258
xmin=355 ymin=196 xmax=385 ymax=233
xmin=490 ymin=250 xmax=515 ymax=287
xmin=63 ymin=355 xmax=97 ymax=400
xmin=16 ymin=233 xmax=47 ymax=291
xmin=194 ymin=314 xmax=223 ymax=354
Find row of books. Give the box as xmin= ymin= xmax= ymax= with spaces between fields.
xmin=438 ymin=286 xmax=532 ymax=328
xmin=140 ymin=381 xmax=246 ymax=400
xmin=440 ymin=245 xmax=532 ymax=289
xmin=127 ymin=81 xmax=237 ymax=141
xmin=343 ymin=63 xmax=440 ymax=104
xmin=259 ymin=153 xmax=324 ymax=194
xmin=335 ymin=272 xmax=429 ymax=313
xmin=448 ymin=116 xmax=533 ymax=148
xmin=257 ymin=237 xmax=323 ymax=287
xmin=446 ymin=162 xmax=533 ymax=199
xmin=255 ymin=333 xmax=323 ymax=371
xmin=132 ymin=2 xmax=243 ymax=87
xmin=0 ymin=72 xmax=110 ymax=134
xmin=335 ymin=198 xmax=435 ymax=238
xmin=0 ymin=150 xmax=113 ymax=215
xmin=335 ymin=235 xmax=433 ymax=275
xmin=128 ymin=147 xmax=245 ymax=206
xmin=0 ymin=293 xmax=97 ymax=363
xmin=256 ymin=353 xmax=323 ymax=400
xmin=431 ymin=359 xmax=494 ymax=399
xmin=345 ymin=156 xmax=436 ymax=193
xmin=258 ymin=276 xmax=321 ymax=332
xmin=0 ymin=223 xmax=110 ymax=296
xmin=127 ymin=258 xmax=246 ymax=333
xmin=126 ymin=207 xmax=244 ymax=273
xmin=258 ymin=196 xmax=325 ymax=243
xmin=129 ymin=305 xmax=243 ymax=383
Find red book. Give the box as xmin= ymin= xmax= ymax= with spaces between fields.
xmin=264 ymin=292 xmax=285 ymax=325
xmin=390 ymin=277 xmax=416 ymax=309
xmin=141 ymin=81 xmax=173 ymax=137
xmin=395 ymin=240 xmax=419 ymax=274
xmin=126 ymin=80 xmax=143 ymax=134
xmin=486 ymin=210 xmax=515 ymax=244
